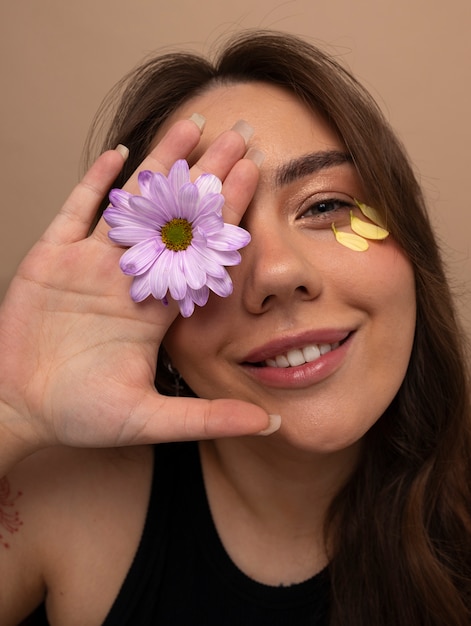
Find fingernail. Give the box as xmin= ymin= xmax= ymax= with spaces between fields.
xmin=257 ymin=414 xmax=281 ymax=436
xmin=232 ymin=119 xmax=254 ymax=145
xmin=189 ymin=113 xmax=206 ymax=132
xmin=115 ymin=144 xmax=129 ymax=161
xmin=245 ymin=147 xmax=265 ymax=168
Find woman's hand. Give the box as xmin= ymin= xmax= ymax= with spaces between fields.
xmin=0 ymin=117 xmax=277 ymax=467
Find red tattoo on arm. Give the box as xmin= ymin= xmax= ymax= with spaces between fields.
xmin=0 ymin=476 xmax=23 ymax=548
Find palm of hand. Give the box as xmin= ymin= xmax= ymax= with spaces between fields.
xmin=0 ymin=122 xmax=273 ymax=455
xmin=1 ymin=222 xmax=172 ymax=448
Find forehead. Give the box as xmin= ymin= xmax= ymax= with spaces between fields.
xmin=160 ymin=82 xmax=344 ymax=161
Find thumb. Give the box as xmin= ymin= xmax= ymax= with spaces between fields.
xmin=117 ymin=393 xmax=281 ymax=444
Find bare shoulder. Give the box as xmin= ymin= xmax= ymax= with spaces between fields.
xmin=0 ymin=445 xmax=154 ymax=625
xmin=8 ymin=445 xmax=154 ymax=534
xmin=11 ymin=444 xmax=154 ymax=506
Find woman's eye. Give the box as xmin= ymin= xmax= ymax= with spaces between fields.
xmin=299 ymin=198 xmax=353 ymax=220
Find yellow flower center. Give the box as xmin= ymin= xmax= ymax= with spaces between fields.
xmin=161 ymin=218 xmax=193 ymax=251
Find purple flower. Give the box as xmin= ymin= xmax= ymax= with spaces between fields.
xmin=103 ymin=160 xmax=251 ymax=317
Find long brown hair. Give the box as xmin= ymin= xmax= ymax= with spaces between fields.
xmin=85 ymin=30 xmax=471 ymax=624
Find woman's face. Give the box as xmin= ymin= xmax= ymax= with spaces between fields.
xmin=163 ymin=82 xmax=416 ymax=453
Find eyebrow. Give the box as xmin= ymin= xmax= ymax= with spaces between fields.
xmin=275 ymin=150 xmax=353 ymax=187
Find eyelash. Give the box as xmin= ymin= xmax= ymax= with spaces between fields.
xmin=298 ymin=196 xmax=355 ymax=222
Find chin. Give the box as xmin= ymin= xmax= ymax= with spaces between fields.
xmin=267 ymin=419 xmax=369 ymax=456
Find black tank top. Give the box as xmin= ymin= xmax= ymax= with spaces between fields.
xmin=102 ymin=441 xmax=330 ymax=625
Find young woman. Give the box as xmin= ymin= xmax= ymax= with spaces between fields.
xmin=1 ymin=30 xmax=470 ymax=625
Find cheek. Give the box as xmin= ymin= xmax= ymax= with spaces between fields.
xmin=348 ymin=241 xmax=416 ymax=374
xmin=163 ymin=239 xmax=416 ymax=409
xmin=332 ymin=240 xmax=416 ymax=377
xmin=163 ymin=301 xmax=230 ymax=394
xmin=164 ymin=319 xmax=204 ymax=369
xmin=342 ymin=240 xmax=415 ymax=312
xmin=376 ymin=247 xmax=416 ymax=323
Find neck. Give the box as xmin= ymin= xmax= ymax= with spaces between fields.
xmin=199 ymin=436 xmax=360 ymax=585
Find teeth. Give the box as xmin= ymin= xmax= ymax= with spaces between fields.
xmin=287 ymin=349 xmax=305 ymax=367
xmin=303 ymin=344 xmax=321 ymax=361
xmin=264 ymin=342 xmax=340 ymax=368
xmin=319 ymin=343 xmax=333 ymax=355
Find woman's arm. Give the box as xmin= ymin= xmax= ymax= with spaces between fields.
xmin=0 ymin=117 xmax=276 ymax=477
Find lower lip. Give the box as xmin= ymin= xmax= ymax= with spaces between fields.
xmin=242 ymin=334 xmax=353 ymax=389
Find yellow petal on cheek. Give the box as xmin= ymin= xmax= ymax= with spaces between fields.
xmin=350 ymin=212 xmax=389 ymax=240
xmin=332 ymin=223 xmax=369 ymax=251
xmin=354 ymin=199 xmax=387 ymax=230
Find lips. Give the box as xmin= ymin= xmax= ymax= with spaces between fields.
xmin=242 ymin=330 xmax=351 ymax=369
xmin=241 ymin=331 xmax=352 ymax=389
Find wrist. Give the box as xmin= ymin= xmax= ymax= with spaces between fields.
xmin=0 ymin=401 xmax=47 ymax=475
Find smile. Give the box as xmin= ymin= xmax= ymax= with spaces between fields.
xmin=263 ymin=342 xmax=340 ymax=368
xmin=241 ymin=332 xmax=353 ymax=388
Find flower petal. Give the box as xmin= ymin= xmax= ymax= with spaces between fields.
xmin=150 ymin=251 xmax=187 ymax=301
xmin=197 ymin=192 xmax=224 ymax=218
xmin=108 ymin=225 xmax=159 ymax=246
xmin=119 ymin=238 xmax=164 ymax=275
xmin=108 ymin=188 xmax=133 ymax=211
xmin=206 ymin=223 xmax=251 ymax=250
xmin=178 ymin=182 xmax=199 ymax=221
xmin=177 ymin=293 xmax=196 ymax=318
xmin=192 ymin=210 xmax=225 ymax=236
xmin=215 ymin=250 xmax=242 ymax=267
xmin=354 ymin=199 xmax=387 ymax=229
xmin=189 ymin=240 xmax=227 ymax=278
xmin=148 ymin=250 xmax=171 ymax=299
xmin=350 ymin=212 xmax=389 ymax=240
xmin=168 ymin=160 xmax=190 ymax=196
xmin=195 ymin=242 xmax=242 ymax=270
xmin=178 ymin=285 xmax=210 ymax=317
xmin=108 ymin=211 xmax=156 ymax=230
xmin=332 ymin=223 xmax=369 ymax=251
xmin=189 ymin=285 xmax=210 ymax=307
xmin=130 ymin=272 xmax=151 ymax=302
xmin=147 ymin=172 xmax=179 ymax=218
xmin=195 ymin=172 xmax=222 ymax=195
xmin=206 ymin=271 xmax=233 ymax=297
xmin=168 ymin=254 xmax=189 ymax=300
xmin=127 ymin=195 xmax=167 ymax=226
xmin=137 ymin=170 xmax=155 ymax=197
xmin=181 ymin=246 xmax=207 ymax=289
xmin=103 ymin=207 xmax=138 ymax=228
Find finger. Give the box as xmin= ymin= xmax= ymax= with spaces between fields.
xmin=220 ymin=154 xmax=262 ymax=225
xmin=119 ymin=394 xmax=280 ymax=444
xmin=190 ymin=120 xmax=253 ymax=183
xmin=92 ymin=117 xmax=205 ymax=242
xmin=42 ymin=149 xmax=127 ymax=245
xmin=122 ymin=117 xmax=205 ymax=194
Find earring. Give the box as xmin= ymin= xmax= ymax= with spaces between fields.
xmin=166 ymin=361 xmax=185 ymax=397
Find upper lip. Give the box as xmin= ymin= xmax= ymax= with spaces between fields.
xmin=241 ymin=329 xmax=353 ymax=364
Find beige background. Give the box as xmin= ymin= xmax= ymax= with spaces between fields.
xmin=1 ymin=0 xmax=470 ymax=338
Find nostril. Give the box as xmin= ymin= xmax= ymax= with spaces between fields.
xmin=261 ymin=295 xmax=272 ymax=310
xmin=257 ymin=284 xmax=312 ymax=312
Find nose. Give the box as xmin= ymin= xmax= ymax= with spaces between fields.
xmin=239 ymin=217 xmax=323 ymax=315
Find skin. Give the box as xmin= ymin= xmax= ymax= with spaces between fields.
xmin=166 ymin=82 xmax=416 ymax=452
xmin=0 ymin=82 xmax=416 ymax=623
xmin=163 ymin=82 xmax=417 ymax=584
xmin=0 ymin=116 xmax=269 ymax=624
